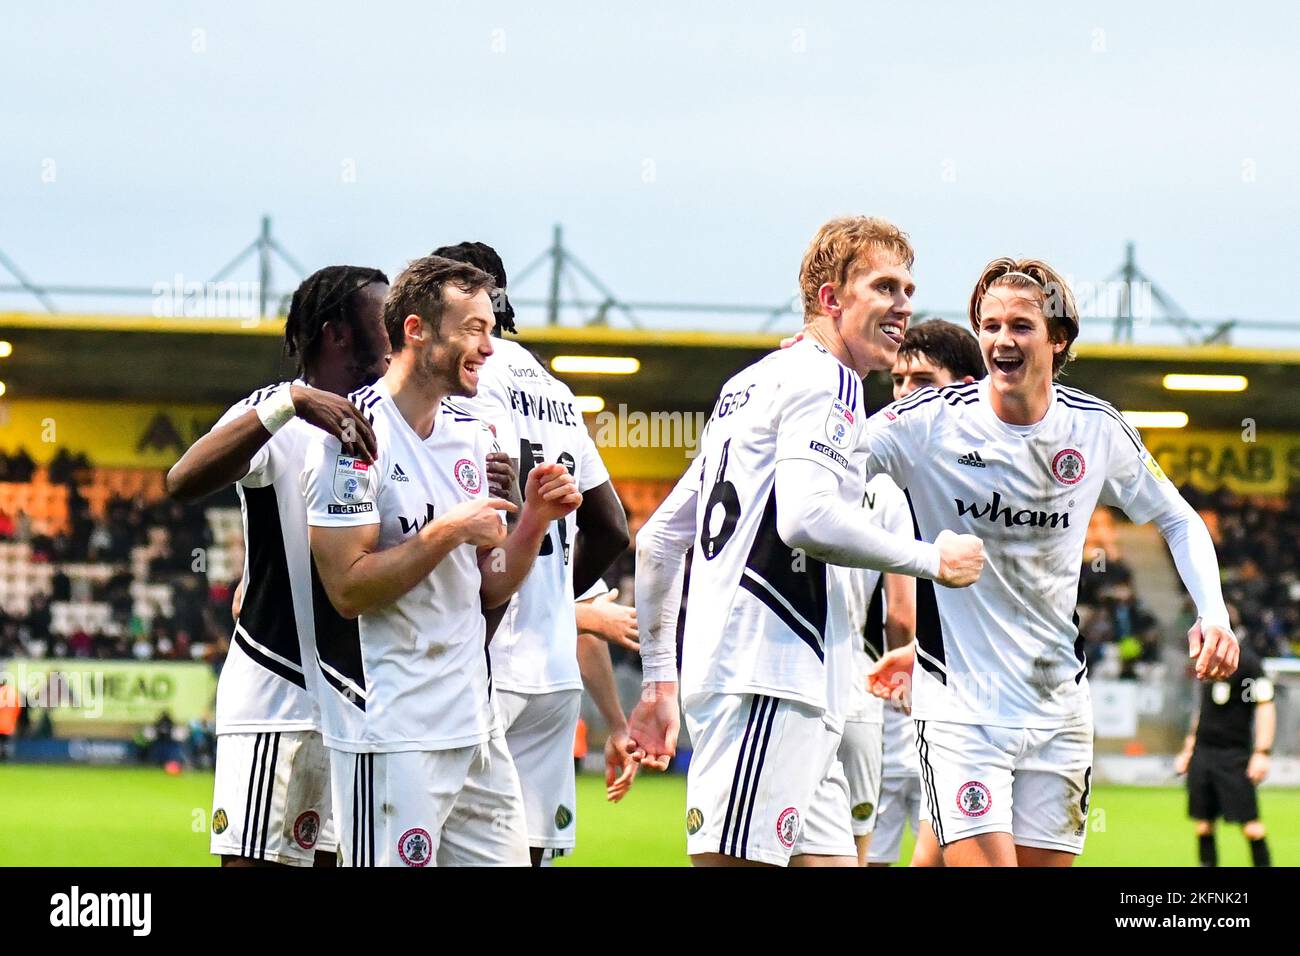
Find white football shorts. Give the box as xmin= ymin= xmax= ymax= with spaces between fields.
xmin=497 ymin=688 xmax=582 ymax=850
xmin=914 ymin=719 xmax=1094 ymax=855
xmin=684 ymin=692 xmax=855 ymax=866
xmin=838 ymin=719 xmax=884 ymax=836
xmin=328 ymin=735 xmax=529 ymax=867
xmin=867 ymin=773 xmax=923 ymax=864
xmin=211 ymin=730 xmax=336 ymax=866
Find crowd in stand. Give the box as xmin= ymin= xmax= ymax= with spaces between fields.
xmin=0 ymin=450 xmax=237 ymax=665
xmin=1181 ymin=485 xmax=1300 ymax=659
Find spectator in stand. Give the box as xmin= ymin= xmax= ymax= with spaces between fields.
xmin=25 ymin=594 xmax=51 ymax=640
xmin=46 ymin=448 xmax=76 ymax=486
xmin=8 ymin=448 xmax=35 ymax=483
xmin=66 ymin=627 xmax=93 ymax=658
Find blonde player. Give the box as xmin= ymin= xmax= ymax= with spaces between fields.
xmin=629 ymin=217 xmax=984 ymax=867
xmin=866 ymin=258 xmax=1238 ymax=866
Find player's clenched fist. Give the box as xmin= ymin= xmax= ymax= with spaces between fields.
xmin=934 ymin=529 xmax=984 ymax=588
xmin=1186 ymin=618 xmax=1240 ymax=681
xmin=440 ymin=497 xmax=516 ymax=548
xmin=524 ymin=462 xmax=583 ymax=522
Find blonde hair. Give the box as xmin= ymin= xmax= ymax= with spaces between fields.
xmin=968 ymin=257 xmax=1079 ymax=375
xmin=799 ymin=216 xmax=915 ymax=321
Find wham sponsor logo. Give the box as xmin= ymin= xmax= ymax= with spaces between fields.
xmin=954 ymin=491 xmax=1070 ymax=529
xmin=398 ymin=503 xmax=436 ymax=535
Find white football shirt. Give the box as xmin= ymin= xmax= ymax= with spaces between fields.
xmin=213 ymin=381 xmax=327 ymax=735
xmin=676 ymin=338 xmax=865 ymax=726
xmin=301 ymin=377 xmax=502 ymax=753
xmin=455 ymin=337 xmax=612 ymax=694
xmin=859 ymin=378 xmax=1189 ymax=729
xmin=840 ymin=473 xmax=911 ymax=723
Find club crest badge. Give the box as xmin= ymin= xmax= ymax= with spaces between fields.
xmin=776 ymin=807 xmax=801 ymax=848
xmin=294 ymin=810 xmax=320 ymax=849
xmin=956 ymin=781 xmax=992 ymax=817
xmin=454 ymin=458 xmax=483 ymax=495
xmin=1051 ymin=448 xmax=1085 ymax=485
xmin=398 ymin=827 xmax=433 ymax=867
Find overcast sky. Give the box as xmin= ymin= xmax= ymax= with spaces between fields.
xmin=3 ymin=1 xmax=1298 ymax=341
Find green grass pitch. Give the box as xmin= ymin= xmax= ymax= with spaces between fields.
xmin=0 ymin=764 xmax=1295 ymax=867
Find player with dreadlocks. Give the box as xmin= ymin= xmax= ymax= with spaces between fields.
xmin=168 ymin=265 xmax=391 ymax=867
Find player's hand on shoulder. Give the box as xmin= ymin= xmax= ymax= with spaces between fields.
xmin=1187 ymin=618 xmax=1240 ymax=681
xmin=485 ymin=451 xmax=522 ymax=510
xmin=934 ymin=529 xmax=985 ymax=588
xmin=439 ymin=497 xmax=515 ymax=548
xmin=290 ymin=384 xmax=378 ymax=463
xmin=524 ymin=462 xmax=583 ymax=521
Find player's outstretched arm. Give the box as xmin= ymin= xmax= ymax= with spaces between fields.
xmin=167 ymin=384 xmax=376 ymax=501
xmin=571 ymin=481 xmax=631 ymax=599
xmin=576 ymin=631 xmax=638 ymax=800
xmin=310 ymin=499 xmax=514 ymax=618
xmin=627 ymin=472 xmax=697 ymax=769
xmin=479 ymin=463 xmax=582 ymax=609
xmin=1150 ymin=497 xmax=1239 ymax=680
xmin=774 ymin=458 xmax=984 ymax=587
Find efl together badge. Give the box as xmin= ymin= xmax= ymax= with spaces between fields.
xmin=825 ymin=399 xmax=855 ymax=450
xmin=333 ymin=455 xmax=372 ymax=503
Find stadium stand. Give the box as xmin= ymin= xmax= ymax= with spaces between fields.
xmin=0 ymin=450 xmax=240 ymax=665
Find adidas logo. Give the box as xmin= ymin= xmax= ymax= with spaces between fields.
xmin=390 ymin=463 xmax=410 ymax=482
xmin=957 ymin=451 xmax=987 ymax=468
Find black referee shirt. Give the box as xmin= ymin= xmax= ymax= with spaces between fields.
xmin=1194 ymin=649 xmax=1268 ymax=751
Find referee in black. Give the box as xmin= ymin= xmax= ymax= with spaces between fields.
xmin=1175 ymin=645 xmax=1276 ymax=866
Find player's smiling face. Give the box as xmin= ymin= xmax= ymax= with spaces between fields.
xmin=427 ymin=286 xmax=496 ymax=397
xmin=831 ymin=254 xmax=914 ymax=374
xmin=977 ymin=284 xmax=1064 ymax=400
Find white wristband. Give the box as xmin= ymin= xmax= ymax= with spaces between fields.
xmin=256 ymin=384 xmax=297 ymax=435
